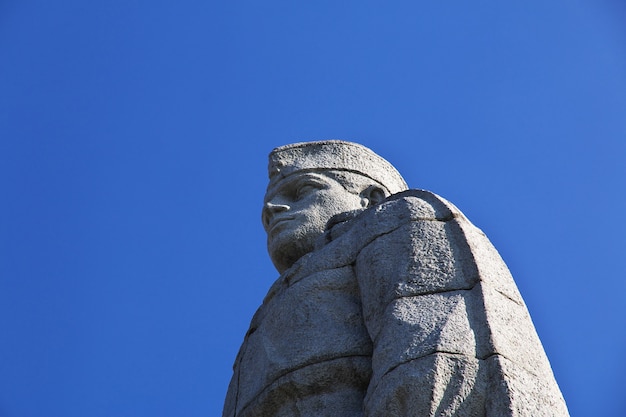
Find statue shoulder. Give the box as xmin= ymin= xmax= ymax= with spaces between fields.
xmin=378 ymin=189 xmax=465 ymax=221
xmin=306 ymin=190 xmax=472 ymax=280
xmin=325 ymin=189 xmax=465 ymax=242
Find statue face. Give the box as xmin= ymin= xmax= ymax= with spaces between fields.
xmin=262 ymin=171 xmax=365 ymax=273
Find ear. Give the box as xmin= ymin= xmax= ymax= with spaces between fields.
xmin=360 ymin=185 xmax=387 ymax=208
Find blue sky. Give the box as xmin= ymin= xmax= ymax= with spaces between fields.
xmin=1 ymin=1 xmax=625 ymax=416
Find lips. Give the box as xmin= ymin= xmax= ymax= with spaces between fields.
xmin=268 ymin=217 xmax=293 ymax=234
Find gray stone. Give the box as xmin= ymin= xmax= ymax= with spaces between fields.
xmin=224 ymin=140 xmax=568 ymax=416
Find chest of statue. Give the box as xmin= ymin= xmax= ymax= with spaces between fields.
xmin=225 ymin=245 xmax=374 ymax=416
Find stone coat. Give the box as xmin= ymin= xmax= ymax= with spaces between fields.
xmin=223 ymin=190 xmax=568 ymax=417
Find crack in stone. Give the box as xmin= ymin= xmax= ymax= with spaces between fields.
xmin=368 ymin=349 xmax=538 ymax=401
xmin=494 ymin=288 xmax=523 ymax=307
xmin=369 ymin=282 xmax=479 ymax=345
xmin=477 ymin=352 xmax=542 ymax=379
xmin=367 ymin=350 xmax=468 ymax=400
xmin=235 ymin=354 xmax=371 ymax=416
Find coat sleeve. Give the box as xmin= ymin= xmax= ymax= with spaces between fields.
xmin=353 ymin=190 xmax=568 ymax=417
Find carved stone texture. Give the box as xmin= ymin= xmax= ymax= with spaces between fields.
xmin=224 ymin=140 xmax=569 ymax=416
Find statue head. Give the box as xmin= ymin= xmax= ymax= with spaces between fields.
xmin=262 ymin=140 xmax=408 ymax=273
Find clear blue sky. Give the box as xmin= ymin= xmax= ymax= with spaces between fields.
xmin=1 ymin=1 xmax=625 ymax=416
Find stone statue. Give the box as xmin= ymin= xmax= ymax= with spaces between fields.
xmin=223 ymin=140 xmax=568 ymax=416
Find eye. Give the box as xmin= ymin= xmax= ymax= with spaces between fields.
xmin=295 ymin=184 xmax=317 ymax=200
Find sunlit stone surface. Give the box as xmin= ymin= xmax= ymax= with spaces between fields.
xmin=223 ymin=141 xmax=568 ymax=416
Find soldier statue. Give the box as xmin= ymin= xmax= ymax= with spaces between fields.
xmin=223 ymin=140 xmax=568 ymax=416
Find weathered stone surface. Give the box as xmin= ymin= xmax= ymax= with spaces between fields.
xmin=224 ymin=140 xmax=568 ymax=416
xmin=364 ymin=353 xmax=485 ymax=416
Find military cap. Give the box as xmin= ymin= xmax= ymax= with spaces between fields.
xmin=268 ymin=140 xmax=408 ymax=194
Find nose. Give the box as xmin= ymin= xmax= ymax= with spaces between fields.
xmin=266 ymin=201 xmax=290 ymax=212
xmin=262 ymin=201 xmax=290 ymax=229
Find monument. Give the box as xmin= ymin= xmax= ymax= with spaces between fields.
xmin=223 ymin=140 xmax=568 ymax=416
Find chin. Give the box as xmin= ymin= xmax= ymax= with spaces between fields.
xmin=268 ymin=235 xmax=314 ymax=273
xmin=269 ymin=245 xmax=302 ymax=273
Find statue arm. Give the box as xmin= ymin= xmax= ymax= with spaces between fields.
xmin=353 ymin=192 xmax=568 ymax=416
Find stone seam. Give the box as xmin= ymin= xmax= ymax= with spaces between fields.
xmin=234 ymin=354 xmax=371 ymax=416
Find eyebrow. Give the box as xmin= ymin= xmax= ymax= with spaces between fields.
xmin=264 ymin=172 xmax=330 ymax=201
